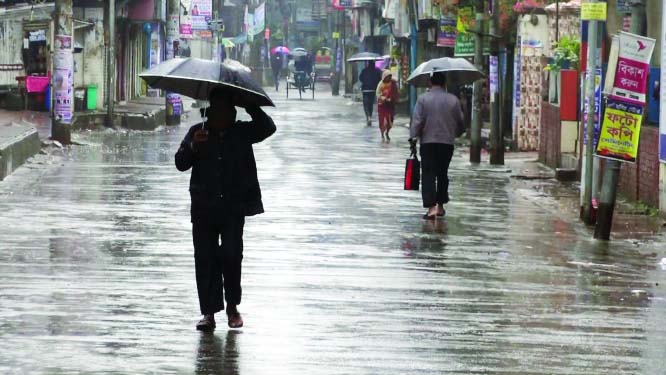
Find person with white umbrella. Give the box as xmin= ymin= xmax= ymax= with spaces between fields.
xmin=409 ymin=72 xmax=464 ymax=220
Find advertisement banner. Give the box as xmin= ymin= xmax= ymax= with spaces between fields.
xmin=333 ymin=0 xmax=352 ymax=10
xmin=583 ymin=68 xmax=603 ymax=147
xmin=610 ymin=31 xmax=656 ymax=105
xmin=53 ymin=35 xmax=73 ymax=124
xmin=180 ymin=15 xmax=193 ymax=38
xmin=437 ymin=17 xmax=456 ymax=47
xmin=489 ymin=55 xmax=498 ymax=101
xmin=661 ymin=3 xmax=666 ymax=162
xmin=190 ymin=0 xmax=212 ymax=31
xmin=454 ymin=7 xmax=489 ymax=57
xmin=596 ymin=98 xmax=644 ymax=163
xmin=254 ymin=3 xmax=266 ymax=36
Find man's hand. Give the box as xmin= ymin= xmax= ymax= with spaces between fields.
xmin=409 ymin=138 xmax=417 ymax=153
xmin=190 ymin=129 xmax=209 ymax=152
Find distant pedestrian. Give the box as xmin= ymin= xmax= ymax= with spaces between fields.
xmin=376 ymin=69 xmax=399 ymax=141
xmin=175 ymin=88 xmax=276 ymax=331
xmin=359 ymin=61 xmax=382 ymax=126
xmin=409 ymin=72 xmax=463 ymax=220
xmin=271 ymin=53 xmax=283 ymax=91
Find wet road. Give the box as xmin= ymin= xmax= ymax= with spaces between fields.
xmin=2 ymin=87 xmax=666 ymax=374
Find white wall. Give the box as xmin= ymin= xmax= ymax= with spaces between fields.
xmin=73 ymin=7 xmax=105 ymax=109
xmin=0 ymin=20 xmax=24 ymax=86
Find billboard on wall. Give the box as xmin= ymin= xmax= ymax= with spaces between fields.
xmin=190 ymin=0 xmax=212 ymax=31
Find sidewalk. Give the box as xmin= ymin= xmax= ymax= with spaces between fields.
xmin=0 ymin=96 xmax=196 ymax=180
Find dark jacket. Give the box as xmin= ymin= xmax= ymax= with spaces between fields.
xmin=359 ymin=66 xmax=382 ymax=92
xmin=175 ymin=107 xmax=276 ymax=221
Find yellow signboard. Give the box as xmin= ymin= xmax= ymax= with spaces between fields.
xmin=581 ymin=2 xmax=607 ymax=21
xmin=332 ymin=32 xmax=340 ymax=39
xmin=596 ymin=98 xmax=643 ymax=163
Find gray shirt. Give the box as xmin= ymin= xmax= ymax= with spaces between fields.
xmin=410 ymin=87 xmax=463 ymax=145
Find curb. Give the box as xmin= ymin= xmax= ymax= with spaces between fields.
xmin=0 ymin=123 xmax=41 ymax=181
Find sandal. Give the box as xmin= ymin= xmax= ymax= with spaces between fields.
xmin=196 ymin=314 xmax=216 ymax=331
xmin=422 ymin=214 xmax=436 ymax=220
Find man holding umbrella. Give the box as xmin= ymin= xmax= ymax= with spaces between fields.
xmin=175 ymin=89 xmax=276 ymax=330
xmin=359 ymin=61 xmax=382 ymax=126
xmin=141 ymin=57 xmax=277 ymax=330
xmin=409 ymin=72 xmax=463 ymax=220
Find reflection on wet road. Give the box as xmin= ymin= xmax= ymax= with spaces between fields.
xmin=1 ymin=88 xmax=666 ymax=374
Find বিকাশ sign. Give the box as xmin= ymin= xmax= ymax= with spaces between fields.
xmin=610 ymin=31 xmax=655 ymax=106
xmin=596 ymin=98 xmax=643 ymax=163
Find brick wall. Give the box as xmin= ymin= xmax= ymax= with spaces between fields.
xmin=539 ymin=102 xmax=561 ymax=169
xmin=617 ymin=126 xmax=660 ymax=207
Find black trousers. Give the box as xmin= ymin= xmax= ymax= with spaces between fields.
xmin=272 ymin=69 xmax=280 ymax=90
xmin=362 ymin=92 xmax=376 ymax=118
xmin=420 ymin=143 xmax=454 ymax=208
xmin=192 ymin=215 xmax=245 ymax=315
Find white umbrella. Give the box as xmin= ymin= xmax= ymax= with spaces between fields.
xmin=347 ymin=52 xmax=383 ymax=62
xmin=407 ymin=57 xmax=485 ymax=87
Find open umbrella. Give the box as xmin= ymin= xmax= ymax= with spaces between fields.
xmin=407 ymin=57 xmax=484 ymax=87
xmin=139 ymin=57 xmax=274 ymax=107
xmin=347 ymin=52 xmax=382 ymax=62
xmin=271 ymin=46 xmax=290 ymax=55
xmin=290 ymin=48 xmax=308 ymax=57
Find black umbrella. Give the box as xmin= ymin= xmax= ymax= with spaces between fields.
xmin=139 ymin=57 xmax=274 ymax=107
xmin=347 ymin=52 xmax=382 ymax=62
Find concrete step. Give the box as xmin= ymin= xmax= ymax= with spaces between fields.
xmin=0 ymin=122 xmax=40 ymax=180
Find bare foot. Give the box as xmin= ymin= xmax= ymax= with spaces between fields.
xmin=226 ymin=305 xmax=243 ymax=328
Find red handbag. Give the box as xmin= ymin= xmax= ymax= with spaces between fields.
xmin=404 ymin=151 xmax=420 ymax=190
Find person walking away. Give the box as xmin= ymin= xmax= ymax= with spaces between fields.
xmin=409 ymin=72 xmax=463 ymax=220
xmin=175 ymin=88 xmax=277 ymax=330
xmin=359 ymin=61 xmax=382 ymax=126
xmin=376 ymin=69 xmax=399 ymax=141
xmin=271 ymin=53 xmax=283 ymax=91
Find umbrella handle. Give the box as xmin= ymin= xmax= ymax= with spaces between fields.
xmin=201 ymin=107 xmax=207 ymax=130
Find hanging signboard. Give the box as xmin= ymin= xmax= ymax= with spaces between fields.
xmin=333 ymin=0 xmax=352 ymax=10
xmin=180 ymin=15 xmax=193 ymax=39
xmin=437 ymin=17 xmax=456 ymax=47
xmin=596 ymin=98 xmax=644 ymax=163
xmin=253 ymin=3 xmax=266 ymax=36
xmin=616 ymin=0 xmax=632 ymax=14
xmin=454 ymin=6 xmax=489 ymax=57
xmin=581 ymin=2 xmax=607 ymax=21
xmin=610 ymin=31 xmax=656 ymax=105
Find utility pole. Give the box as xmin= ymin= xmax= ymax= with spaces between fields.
xmin=165 ymin=0 xmax=181 ymax=126
xmin=409 ymin=4 xmax=417 ymax=113
xmin=331 ymin=10 xmax=341 ymax=96
xmin=470 ymin=0 xmax=484 ymax=163
xmin=580 ymin=0 xmax=599 ymax=224
xmin=52 ymin=0 xmax=73 ymax=144
xmin=595 ymin=0 xmax=645 ymax=240
xmin=105 ymin=0 xmax=115 ymax=128
xmin=489 ymin=0 xmax=503 ymax=165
